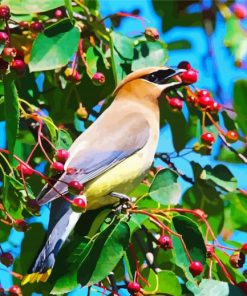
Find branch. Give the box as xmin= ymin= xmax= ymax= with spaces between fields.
xmin=155 ymin=153 xmax=195 ymax=184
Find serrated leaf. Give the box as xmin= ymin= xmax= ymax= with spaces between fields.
xmin=3 ymin=74 xmax=19 ymax=164
xmin=172 ymin=215 xmax=206 ymax=280
xmin=78 ymin=220 xmax=130 ymax=286
xmin=187 ymin=279 xmax=245 ymax=296
xmin=29 ymin=19 xmax=80 ymax=72
xmin=149 ymin=168 xmax=181 ymax=205
xmin=200 ymin=165 xmax=237 ymax=192
xmin=132 ymin=40 xmax=168 ymax=71
xmin=2 ymin=0 xmax=64 ymax=14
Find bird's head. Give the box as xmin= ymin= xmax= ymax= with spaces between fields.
xmin=114 ymin=66 xmax=185 ymax=101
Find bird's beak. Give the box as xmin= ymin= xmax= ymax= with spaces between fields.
xmin=159 ymin=68 xmax=186 ymax=91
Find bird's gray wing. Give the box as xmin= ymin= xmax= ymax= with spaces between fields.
xmin=37 ymin=112 xmax=150 ymax=205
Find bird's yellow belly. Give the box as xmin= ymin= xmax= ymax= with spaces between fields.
xmin=85 ymin=151 xmax=149 ymax=210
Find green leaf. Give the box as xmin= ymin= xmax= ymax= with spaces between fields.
xmin=29 ymin=19 xmax=80 ymax=72
xmin=187 ymin=279 xmax=245 ymax=296
xmin=172 ymin=215 xmax=206 ymax=280
xmin=78 ymin=220 xmax=130 ymax=286
xmin=233 ymin=79 xmax=247 ymax=135
xmin=2 ymin=0 xmax=64 ymax=14
xmin=55 ymin=129 xmax=73 ymax=150
xmin=3 ymin=74 xmax=19 ymax=164
xmin=200 ymin=165 xmax=237 ymax=192
xmin=86 ymin=46 xmax=100 ymax=75
xmin=132 ymin=40 xmax=168 ymax=71
xmin=51 ymin=237 xmax=93 ymax=294
xmin=64 ymin=0 xmax=73 ymax=20
xmin=225 ymin=16 xmax=247 ymax=61
xmin=149 ymin=168 xmax=181 ymax=205
xmin=141 ymin=269 xmax=182 ymax=295
xmin=183 ymin=185 xmax=224 ymax=235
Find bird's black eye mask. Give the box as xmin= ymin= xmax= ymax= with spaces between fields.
xmin=142 ymin=69 xmax=183 ymax=85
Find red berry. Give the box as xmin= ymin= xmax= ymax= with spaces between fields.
xmin=210 ymin=101 xmax=221 ymax=113
xmin=225 ymin=130 xmax=238 ymax=143
xmin=16 ymin=163 xmax=34 ymax=177
xmin=169 ymin=98 xmax=183 ymax=111
xmin=54 ymin=9 xmax=64 ymax=19
xmin=30 ymin=21 xmax=44 ymax=33
xmin=26 ymin=199 xmax=40 ymax=213
xmin=144 ymin=27 xmax=159 ymax=41
xmin=197 ymin=95 xmax=214 ymax=109
xmin=229 ymin=252 xmax=245 ymax=268
xmin=232 ymin=4 xmax=247 ymax=20
xmin=158 ymin=235 xmax=173 ymax=250
xmin=2 ymin=47 xmax=17 ymax=62
xmin=178 ymin=61 xmax=191 ymax=70
xmin=92 ymin=72 xmax=105 ymax=86
xmin=201 ymin=132 xmax=215 ymax=145
xmin=50 ymin=161 xmax=64 ymax=173
xmin=0 ymin=5 xmax=10 ymax=20
xmin=68 ymin=181 xmax=84 ymax=195
xmin=14 ymin=220 xmax=29 ymax=232
xmin=0 ymin=32 xmax=9 ymax=45
xmin=180 ymin=69 xmax=198 ymax=83
xmin=241 ymin=243 xmax=247 ymax=255
xmin=67 ymin=70 xmax=81 ymax=83
xmin=189 ymin=261 xmax=203 ymax=277
xmin=9 ymin=285 xmax=22 ymax=296
xmin=19 ymin=21 xmax=29 ymax=29
xmin=197 ymin=89 xmax=211 ymax=97
xmin=0 ymin=252 xmax=14 ymax=267
xmin=127 ymin=282 xmax=141 ymax=295
xmin=10 ymin=59 xmax=26 ymax=75
xmin=71 ymin=196 xmax=87 ymax=213
xmin=237 ymin=282 xmax=247 ymax=293
xmin=55 ymin=149 xmax=69 ymax=163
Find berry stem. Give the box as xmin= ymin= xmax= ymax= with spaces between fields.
xmin=78 ymin=39 xmax=92 ymax=75
xmin=212 ymin=253 xmax=235 ymax=285
xmin=26 ymin=142 xmax=39 ymax=164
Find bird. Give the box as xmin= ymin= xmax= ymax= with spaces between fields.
xmin=21 ymin=66 xmax=185 ymax=285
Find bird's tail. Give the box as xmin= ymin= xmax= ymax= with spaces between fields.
xmin=21 ymin=198 xmax=82 ymax=285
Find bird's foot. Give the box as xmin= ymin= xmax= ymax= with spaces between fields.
xmin=110 ymin=192 xmax=133 ymax=215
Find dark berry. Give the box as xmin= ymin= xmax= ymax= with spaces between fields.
xmin=30 ymin=21 xmax=44 ymax=33
xmin=68 ymin=181 xmax=84 ymax=195
xmin=237 ymin=282 xmax=247 ymax=294
xmin=206 ymin=245 xmax=214 ymax=258
xmin=189 ymin=261 xmax=203 ymax=277
xmin=144 ymin=27 xmax=159 ymax=41
xmin=180 ymin=69 xmax=198 ymax=83
xmin=54 ymin=9 xmax=64 ymax=19
xmin=225 ymin=130 xmax=238 ymax=143
xmin=0 ymin=5 xmax=10 ymax=20
xmin=158 ymin=235 xmax=173 ymax=250
xmin=16 ymin=163 xmax=34 ymax=177
xmin=0 ymin=57 xmax=9 ymax=73
xmin=50 ymin=161 xmax=64 ymax=173
xmin=229 ymin=252 xmax=245 ymax=268
xmin=9 ymin=285 xmax=22 ymax=296
xmin=14 ymin=220 xmax=29 ymax=232
xmin=92 ymin=72 xmax=105 ymax=86
xmin=71 ymin=196 xmax=87 ymax=213
xmin=232 ymin=4 xmax=247 ymax=20
xmin=177 ymin=61 xmax=191 ymax=70
xmin=169 ymin=98 xmax=183 ymax=111
xmin=201 ymin=132 xmax=215 ymax=145
xmin=0 ymin=252 xmax=14 ymax=267
xmin=2 ymin=47 xmax=17 ymax=62
xmin=0 ymin=32 xmax=9 ymax=45
xmin=197 ymin=95 xmax=214 ymax=109
xmin=55 ymin=149 xmax=69 ymax=163
xmin=127 ymin=282 xmax=141 ymax=295
xmin=10 ymin=59 xmax=26 ymax=75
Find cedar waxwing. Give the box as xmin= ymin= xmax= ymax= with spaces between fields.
xmin=22 ymin=66 xmax=185 ymax=285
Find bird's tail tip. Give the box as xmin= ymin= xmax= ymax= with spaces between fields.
xmin=21 ymin=269 xmax=52 ymax=285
